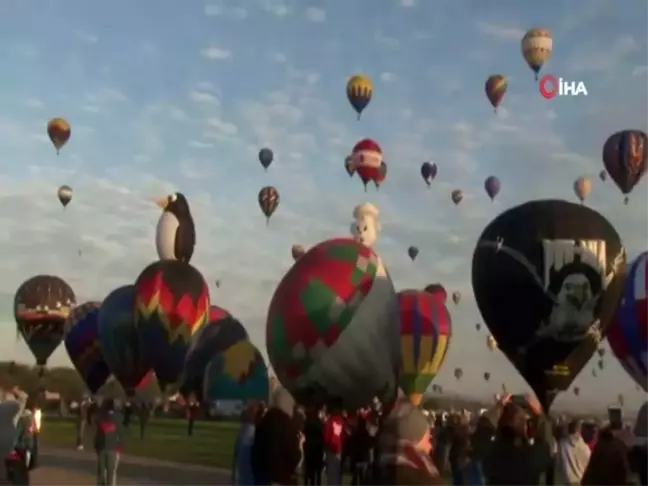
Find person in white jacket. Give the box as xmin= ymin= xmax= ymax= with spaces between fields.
xmin=554 ymin=419 xmax=591 ymax=485
xmin=0 ymin=388 xmax=29 ymax=485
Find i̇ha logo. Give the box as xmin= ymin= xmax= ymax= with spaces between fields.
xmin=539 ymin=75 xmax=588 ymax=99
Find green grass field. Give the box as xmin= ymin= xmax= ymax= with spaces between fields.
xmin=40 ymin=417 xmax=241 ymax=469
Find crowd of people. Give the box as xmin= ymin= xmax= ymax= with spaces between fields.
xmin=238 ymin=388 xmax=647 ymax=485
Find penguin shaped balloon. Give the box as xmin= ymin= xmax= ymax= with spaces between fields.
xmin=155 ymin=192 xmax=196 ymax=263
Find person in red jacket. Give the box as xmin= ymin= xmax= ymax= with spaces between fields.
xmin=324 ymin=402 xmax=344 ymax=486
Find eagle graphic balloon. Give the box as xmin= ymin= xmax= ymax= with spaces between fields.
xmin=472 ymin=200 xmax=626 ymax=411
xmin=266 ymin=238 xmax=400 ymax=409
xmin=134 ymin=260 xmax=210 ymax=388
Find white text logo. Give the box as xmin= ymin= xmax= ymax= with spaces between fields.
xmin=539 ymin=75 xmax=588 ymax=99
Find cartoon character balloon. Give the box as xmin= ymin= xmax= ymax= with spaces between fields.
xmin=397 ymin=290 xmax=452 ymax=405
xmin=58 ymin=185 xmax=73 ymax=208
xmin=64 ymin=302 xmax=110 ymax=394
xmin=521 ymin=28 xmax=553 ymax=80
xmin=47 ymin=118 xmax=71 ymax=155
xmin=98 ymin=285 xmax=150 ymax=396
xmin=607 ymin=252 xmax=647 ymax=392
xmin=472 ymin=200 xmax=626 ymax=411
xmin=266 ymin=238 xmax=400 ymax=409
xmin=258 ymin=186 xmax=280 ymax=225
xmin=14 ymin=275 xmax=76 ymax=373
xmin=602 ymin=130 xmax=647 ymax=204
xmin=351 ymin=139 xmax=383 ymax=192
xmin=485 ymin=75 xmax=508 ymax=113
xmin=134 ymin=260 xmax=210 ymax=389
xmin=346 ymin=75 xmax=373 ymax=120
xmin=350 ymin=203 xmax=381 ymax=249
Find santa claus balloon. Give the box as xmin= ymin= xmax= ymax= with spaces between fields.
xmin=351 ymin=139 xmax=386 ymax=191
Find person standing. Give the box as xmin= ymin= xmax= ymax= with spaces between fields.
xmin=323 ymin=403 xmax=345 ymax=486
xmin=76 ymin=399 xmax=88 ymax=450
xmin=303 ymin=406 xmax=324 ymax=486
xmin=94 ymin=399 xmax=123 ymax=486
xmin=5 ymin=405 xmax=36 ymax=485
xmin=232 ymin=402 xmax=261 ymax=485
xmin=554 ymin=419 xmax=591 ymax=485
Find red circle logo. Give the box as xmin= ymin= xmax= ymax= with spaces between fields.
xmin=539 ymin=75 xmax=559 ymax=99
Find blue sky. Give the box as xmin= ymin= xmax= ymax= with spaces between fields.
xmin=0 ymin=0 xmax=646 ymax=412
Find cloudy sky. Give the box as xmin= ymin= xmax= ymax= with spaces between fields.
xmin=0 ymin=0 xmax=646 ymax=411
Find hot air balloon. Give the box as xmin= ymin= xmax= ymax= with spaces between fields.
xmin=476 ymin=323 xmax=481 ymax=331
xmin=452 ymin=292 xmax=461 ymax=305
xmin=573 ymin=386 xmax=580 ymax=396
xmin=485 ymin=75 xmax=508 ymax=113
xmin=607 ymin=252 xmax=648 ymax=392
xmin=180 ymin=307 xmax=249 ymax=401
xmin=58 ymin=185 xmax=73 ymax=208
xmin=602 ymin=130 xmax=648 ymax=204
xmin=424 ymin=284 xmax=447 ymax=304
xmin=266 ymin=238 xmax=400 ymax=409
xmin=351 ymin=139 xmax=383 ymax=191
xmin=407 ymin=246 xmax=419 ymax=261
xmin=258 ymin=186 xmax=280 ymax=224
xmin=47 ymin=118 xmax=71 ymax=155
xmin=597 ymin=348 xmax=606 ymax=358
xmin=472 ymin=199 xmax=625 ymax=411
xmin=64 ymin=301 xmax=101 ymax=336
xmin=344 ymin=155 xmax=355 ymax=177
xmin=64 ymin=302 xmax=110 ymax=394
xmin=134 ymin=260 xmax=210 ymax=390
xmin=618 ymin=393 xmax=624 ymax=406
xmin=203 ymin=339 xmax=270 ymax=403
xmin=599 ymin=170 xmax=607 ymax=182
xmin=420 ymin=162 xmax=437 ymax=188
xmin=484 ymin=176 xmax=501 ymax=202
xmin=374 ymin=162 xmax=387 ymax=189
xmin=291 ymin=244 xmax=307 ymax=261
xmin=451 ymin=190 xmax=463 ymax=205
xmin=521 ymin=28 xmax=553 ymax=80
xmin=346 ymin=74 xmax=373 ymax=120
xmin=258 ymin=148 xmax=274 ymax=170
xmin=14 ymin=275 xmax=76 ymax=374
xmin=397 ymin=290 xmax=452 ymax=406
xmin=573 ymin=177 xmax=592 ymax=204
xmin=98 ymin=285 xmax=151 ymax=396
xmin=487 ymin=335 xmax=498 ymax=351
xmin=598 ymin=359 xmax=605 ymax=370
xmin=592 ymin=368 xmax=597 ymax=378
xmin=454 ymin=368 xmax=463 ymax=380
xmin=484 ymin=372 xmax=491 ymax=382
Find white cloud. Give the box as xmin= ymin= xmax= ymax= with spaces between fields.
xmin=189 ymin=91 xmax=220 ymax=105
xmin=304 ymin=7 xmax=326 ymax=22
xmin=475 ymin=21 xmax=525 ymax=41
xmin=74 ymin=30 xmax=98 ymax=43
xmin=399 ymin=0 xmax=415 ymax=7
xmin=633 ymin=65 xmax=648 ymax=76
xmin=205 ymin=117 xmax=239 ymax=139
xmin=569 ymin=35 xmax=639 ymax=73
xmin=204 ymin=4 xmax=248 ymax=18
xmin=374 ymin=31 xmax=399 ymax=48
xmin=259 ymin=0 xmax=290 ymax=17
xmin=201 ymin=46 xmax=232 ymax=60
xmin=188 ymin=140 xmax=214 ymax=149
xmin=380 ymin=72 xmax=397 ymax=83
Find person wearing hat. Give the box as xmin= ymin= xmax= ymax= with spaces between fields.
xmin=251 ymin=388 xmax=303 ymax=485
xmin=373 ymin=398 xmax=444 ymax=485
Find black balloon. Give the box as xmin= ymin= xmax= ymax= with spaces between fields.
xmin=472 ymin=200 xmax=626 ymax=411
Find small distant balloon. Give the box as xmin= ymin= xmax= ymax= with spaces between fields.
xmin=47 ymin=118 xmax=71 ymax=155
xmin=346 ymin=74 xmax=373 ymax=120
xmin=291 ymin=244 xmax=306 ymax=261
xmin=573 ymin=176 xmax=592 ymax=203
xmin=602 ymin=130 xmax=647 ymax=204
xmin=258 ymin=186 xmax=280 ymax=225
xmin=454 ymin=367 xmax=463 ymax=380
xmin=484 ymin=176 xmax=501 ymax=201
xmin=407 ymin=246 xmax=419 ymax=261
xmin=258 ymin=148 xmax=274 ymax=170
xmin=599 ymin=170 xmax=607 ymax=182
xmin=475 ymin=323 xmax=481 ymax=331
xmin=485 ymin=75 xmax=508 ymax=113
xmin=58 ymin=185 xmax=73 ymax=208
xmin=344 ymin=155 xmax=355 ymax=177
xmin=420 ymin=162 xmax=437 ymax=187
xmin=374 ymin=162 xmax=387 ymax=189
xmin=484 ymin=372 xmax=491 ymax=382
xmin=451 ymin=190 xmax=463 ymax=205
xmin=452 ymin=291 xmax=461 ymax=305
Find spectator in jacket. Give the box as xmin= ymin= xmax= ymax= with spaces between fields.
xmin=449 ymin=423 xmax=484 ymax=485
xmin=1 ymin=388 xmax=28 ymax=485
xmin=348 ymin=414 xmax=373 ymax=485
xmin=302 ymin=406 xmax=324 ymax=486
xmin=482 ymin=397 xmax=552 ymax=485
xmin=581 ymin=428 xmax=633 ymax=485
xmin=94 ymin=398 xmax=123 ymax=486
xmin=251 ymin=388 xmax=303 ymax=485
xmin=554 ymin=419 xmax=591 ymax=485
xmin=5 ymin=407 xmax=36 ymax=485
xmin=374 ymin=398 xmax=445 ymax=485
xmin=324 ymin=402 xmax=345 ymax=486
xmin=232 ymin=402 xmax=261 ymax=485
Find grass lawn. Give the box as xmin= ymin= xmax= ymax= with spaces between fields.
xmin=40 ymin=417 xmax=241 ymax=469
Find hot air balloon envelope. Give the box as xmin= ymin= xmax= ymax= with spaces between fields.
xmin=472 ymin=200 xmax=626 ymax=411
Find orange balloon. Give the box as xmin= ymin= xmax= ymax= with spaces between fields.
xmin=47 ymin=118 xmax=71 ymax=155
